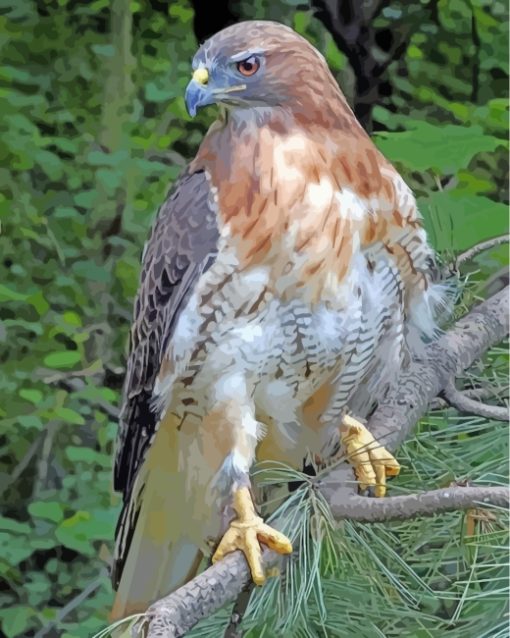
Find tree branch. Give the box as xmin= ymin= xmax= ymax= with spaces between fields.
xmin=325 ymin=485 xmax=508 ymax=523
xmin=455 ymin=235 xmax=509 ymax=268
xmin=140 ymin=286 xmax=509 ymax=638
xmin=367 ymin=285 xmax=509 ymax=451
xmin=139 ymin=552 xmax=256 ymax=638
xmin=430 ymin=386 xmax=505 ymax=411
xmin=442 ymin=380 xmax=508 ymax=421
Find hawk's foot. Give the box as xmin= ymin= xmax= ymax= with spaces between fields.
xmin=340 ymin=414 xmax=400 ymax=497
xmin=212 ymin=487 xmax=292 ymax=585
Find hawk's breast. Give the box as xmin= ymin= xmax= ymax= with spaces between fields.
xmin=156 ymin=242 xmax=399 ymax=449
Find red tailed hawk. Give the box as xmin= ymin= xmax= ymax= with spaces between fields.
xmin=111 ymin=20 xmax=444 ymax=620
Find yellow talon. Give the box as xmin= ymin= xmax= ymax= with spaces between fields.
xmin=212 ymin=487 xmax=292 ymax=585
xmin=340 ymin=414 xmax=400 ymax=497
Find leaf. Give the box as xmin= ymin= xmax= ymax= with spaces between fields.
xmin=19 ymin=389 xmax=43 ymax=404
xmin=1 ymin=606 xmax=36 ymax=638
xmin=18 ymin=415 xmax=43 ymax=430
xmin=34 ymin=149 xmax=64 ymax=180
xmin=145 ymin=81 xmax=179 ymax=102
xmin=65 ymin=446 xmax=110 ymax=467
xmin=72 ymin=260 xmax=111 ymax=284
xmin=62 ymin=311 xmax=82 ymax=327
xmin=74 ymin=190 xmax=97 ymax=209
xmin=30 ymin=537 xmax=57 ymax=551
xmin=0 ymin=532 xmax=33 ymax=565
xmin=0 ymin=272 xmax=44 ymax=321
xmin=78 ymin=385 xmax=117 ymax=404
xmin=55 ymin=512 xmax=95 ymax=556
xmin=27 ymin=291 xmax=50 ymax=315
xmin=43 ymin=351 xmax=82 ymax=369
xmin=87 ymin=149 xmax=129 ymax=167
xmin=53 ymin=407 xmax=86 ymax=425
xmin=0 ymin=285 xmax=27 ymax=303
xmin=55 ymin=510 xmax=115 ymax=555
xmin=0 ymin=517 xmax=30 ymax=535
xmin=29 ymin=501 xmax=64 ymax=523
xmin=418 ymin=191 xmax=508 ymax=251
xmin=374 ymin=122 xmax=504 ymax=174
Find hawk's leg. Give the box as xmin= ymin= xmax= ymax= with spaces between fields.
xmin=340 ymin=414 xmax=400 ymax=497
xmin=212 ymin=486 xmax=292 ymax=585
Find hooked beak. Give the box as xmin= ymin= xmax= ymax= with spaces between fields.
xmin=185 ymin=67 xmax=214 ymax=117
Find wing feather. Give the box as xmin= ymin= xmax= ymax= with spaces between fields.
xmin=114 ymin=169 xmax=219 ymax=500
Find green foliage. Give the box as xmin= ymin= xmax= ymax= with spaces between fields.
xmin=0 ymin=1 xmax=507 ymax=637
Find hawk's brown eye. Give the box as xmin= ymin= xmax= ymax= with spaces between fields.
xmin=237 ymin=56 xmax=260 ymax=77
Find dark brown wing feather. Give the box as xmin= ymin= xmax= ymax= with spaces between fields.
xmin=114 ymin=169 xmax=219 ymax=502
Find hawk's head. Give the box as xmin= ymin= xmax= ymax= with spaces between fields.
xmin=185 ymin=20 xmax=338 ymax=118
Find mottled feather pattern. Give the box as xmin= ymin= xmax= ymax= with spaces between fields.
xmin=111 ymin=21 xmax=446 ymax=611
xmin=112 ymin=171 xmax=219 ymax=586
xmin=114 ymin=171 xmax=219 ymax=498
xmin=113 ymin=139 xmax=442 ymax=592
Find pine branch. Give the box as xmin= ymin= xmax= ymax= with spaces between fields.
xmin=140 ymin=285 xmax=509 ymax=638
xmin=326 ymin=486 xmax=508 ymax=523
xmin=430 ymin=386 xmax=502 ymax=410
xmin=455 ymin=235 xmax=508 ymax=268
xmin=442 ymin=380 xmax=508 ymax=421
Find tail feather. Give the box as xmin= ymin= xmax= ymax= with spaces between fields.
xmin=111 ymin=416 xmax=203 ymax=622
xmin=111 ymin=468 xmax=203 ymax=620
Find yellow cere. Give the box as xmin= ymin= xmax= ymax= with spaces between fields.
xmin=192 ymin=67 xmax=209 ymax=85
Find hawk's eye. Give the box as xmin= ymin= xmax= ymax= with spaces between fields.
xmin=237 ymin=56 xmax=260 ymax=77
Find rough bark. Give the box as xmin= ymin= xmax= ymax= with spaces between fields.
xmin=326 ymin=486 xmax=508 ymax=523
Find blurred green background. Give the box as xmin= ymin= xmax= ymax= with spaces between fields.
xmin=0 ymin=1 xmax=508 ymax=637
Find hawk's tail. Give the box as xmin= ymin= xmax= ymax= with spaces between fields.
xmin=110 ymin=423 xmax=203 ymax=623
